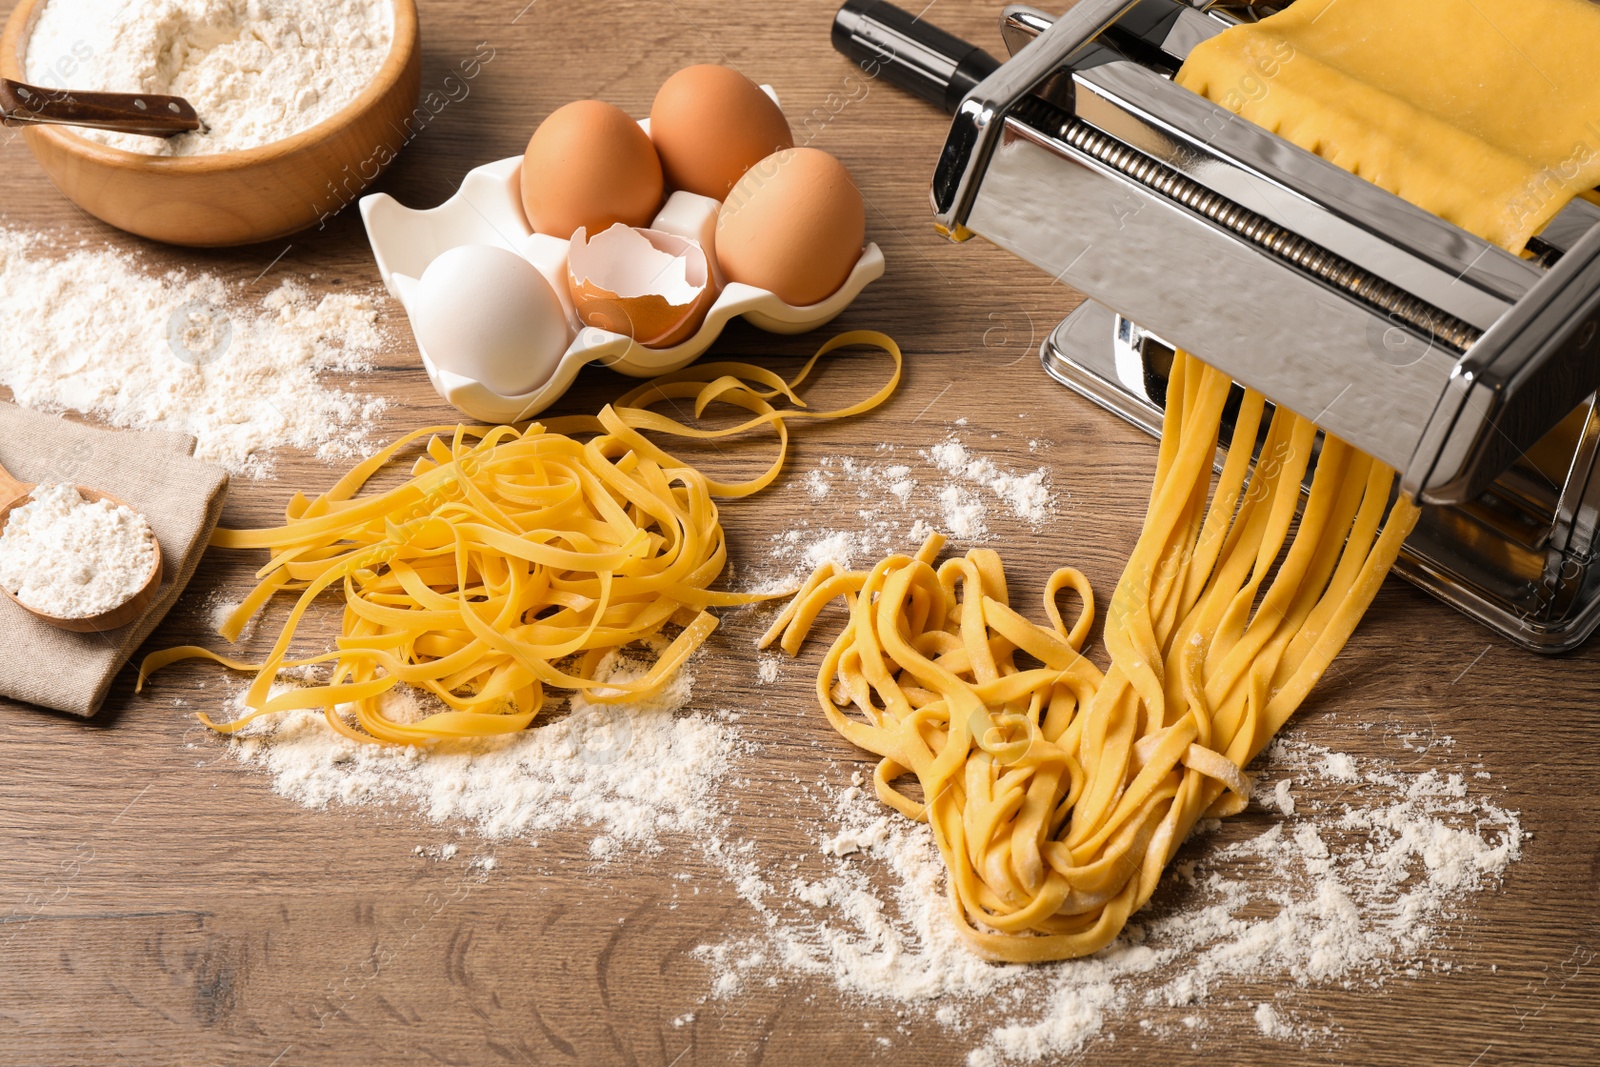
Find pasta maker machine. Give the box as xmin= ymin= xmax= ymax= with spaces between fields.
xmin=834 ymin=0 xmax=1600 ymax=652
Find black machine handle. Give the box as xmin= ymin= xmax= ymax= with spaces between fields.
xmin=831 ymin=0 xmax=1000 ymax=114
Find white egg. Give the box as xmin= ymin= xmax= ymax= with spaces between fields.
xmin=413 ymin=244 xmax=571 ymax=396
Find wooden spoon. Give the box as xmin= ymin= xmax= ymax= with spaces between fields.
xmin=0 ymin=77 xmax=201 ymax=138
xmin=0 ymin=461 xmax=164 ymax=633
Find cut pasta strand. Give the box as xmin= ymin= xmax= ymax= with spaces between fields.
xmin=764 ymin=350 xmax=1421 ymax=962
xmin=139 ymin=331 xmax=901 ymax=744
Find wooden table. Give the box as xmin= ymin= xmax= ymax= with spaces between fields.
xmin=2 ymin=1 xmax=1597 ymax=1063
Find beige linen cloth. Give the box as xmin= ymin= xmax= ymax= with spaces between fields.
xmin=0 ymin=403 xmax=229 ymax=716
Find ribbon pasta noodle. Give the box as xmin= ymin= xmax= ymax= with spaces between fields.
xmin=765 ymin=352 xmax=1420 ymax=962
xmin=139 ymin=331 xmax=901 ymax=745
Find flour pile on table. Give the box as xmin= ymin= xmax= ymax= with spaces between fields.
xmin=696 ymin=738 xmax=1522 ymax=1063
xmin=223 ymin=652 xmax=740 ymax=858
xmin=0 ymin=228 xmax=387 ymax=477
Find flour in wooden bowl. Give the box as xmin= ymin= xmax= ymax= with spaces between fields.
xmin=23 ymin=0 xmax=393 ymax=156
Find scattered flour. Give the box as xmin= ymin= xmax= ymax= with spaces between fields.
xmin=928 ymin=438 xmax=1054 ymax=524
xmin=820 ymin=815 xmax=890 ymax=858
xmin=889 ymin=475 xmax=916 ymax=503
xmin=752 ymin=434 xmax=1058 ymax=594
xmin=939 ymin=484 xmax=988 ymax=539
xmin=697 ymin=738 xmax=1522 ymax=1063
xmin=0 ymin=483 xmax=157 ymax=617
xmin=802 ymin=469 xmax=832 ymax=499
xmin=0 ymin=229 xmax=387 ymax=477
xmin=1254 ymin=1001 xmax=1294 ymax=1039
xmin=24 ymin=0 xmax=394 ymax=156
xmin=802 ymin=530 xmax=863 ymax=572
xmin=1322 ymin=751 xmax=1359 ymax=781
xmin=203 ymin=592 xmax=259 ymax=643
xmin=225 ymin=651 xmax=740 ymax=858
xmin=1273 ymin=778 xmax=1296 ymax=816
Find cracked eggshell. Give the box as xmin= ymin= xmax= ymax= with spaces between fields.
xmin=567 ymin=224 xmax=717 ymax=348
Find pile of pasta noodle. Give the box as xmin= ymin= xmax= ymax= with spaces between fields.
xmin=765 ymin=352 xmax=1420 ymax=961
xmin=765 ymin=0 xmax=1600 ymax=962
xmin=139 ymin=331 xmax=900 ymax=744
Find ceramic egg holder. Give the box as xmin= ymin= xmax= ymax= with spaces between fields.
xmin=360 ymin=90 xmax=886 ymax=423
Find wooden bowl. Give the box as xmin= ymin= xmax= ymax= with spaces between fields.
xmin=0 ymin=486 xmax=164 ymax=633
xmin=0 ymin=0 xmax=421 ymax=247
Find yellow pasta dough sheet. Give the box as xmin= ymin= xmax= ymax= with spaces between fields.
xmin=1176 ymin=0 xmax=1600 ymax=251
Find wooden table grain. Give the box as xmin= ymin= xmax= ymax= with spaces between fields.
xmin=2 ymin=2 xmax=1598 ymax=1064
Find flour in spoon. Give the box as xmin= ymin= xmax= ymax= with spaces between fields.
xmin=0 ymin=483 xmax=158 ymax=618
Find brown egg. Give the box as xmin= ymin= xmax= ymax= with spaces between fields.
xmin=520 ymin=100 xmax=664 ymax=239
xmin=716 ymin=148 xmax=866 ymax=307
xmin=649 ymin=65 xmax=795 ymax=199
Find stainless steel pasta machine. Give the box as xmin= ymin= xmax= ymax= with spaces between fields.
xmin=834 ymin=0 xmax=1600 ymax=652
